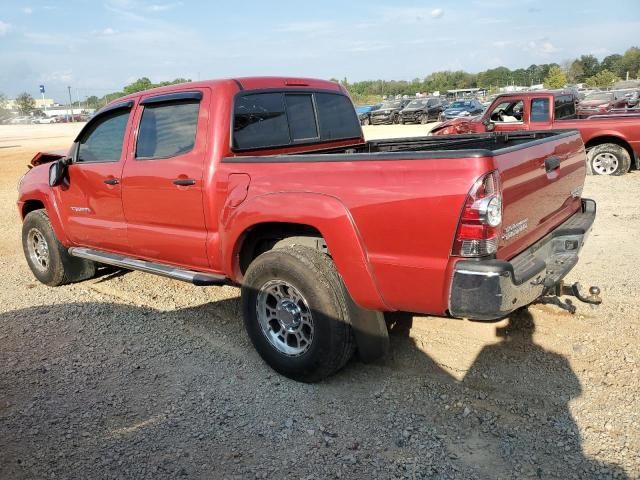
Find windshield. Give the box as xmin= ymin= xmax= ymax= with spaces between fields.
xmin=381 ymin=101 xmax=402 ymax=108
xmin=450 ymin=101 xmax=472 ymax=108
xmin=407 ymin=100 xmax=427 ymax=108
xmin=585 ymin=92 xmax=613 ymax=102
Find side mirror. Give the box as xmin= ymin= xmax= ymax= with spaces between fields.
xmin=48 ymin=158 xmax=68 ymax=187
xmin=483 ymin=119 xmax=495 ymax=132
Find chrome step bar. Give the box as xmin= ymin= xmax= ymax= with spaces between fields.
xmin=68 ymin=247 xmax=227 ymax=286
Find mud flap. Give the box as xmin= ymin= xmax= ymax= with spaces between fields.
xmin=346 ymin=295 xmax=389 ymax=363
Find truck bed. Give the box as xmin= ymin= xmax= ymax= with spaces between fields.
xmin=234 ymin=130 xmax=579 ymax=159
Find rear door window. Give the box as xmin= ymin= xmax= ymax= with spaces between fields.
xmin=136 ymin=101 xmax=200 ymax=159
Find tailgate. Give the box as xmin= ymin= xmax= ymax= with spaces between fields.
xmin=493 ymin=131 xmax=586 ymax=260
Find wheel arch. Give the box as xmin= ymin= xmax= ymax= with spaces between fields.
xmin=584 ymin=134 xmax=635 ymax=170
xmin=19 ymin=192 xmax=71 ymax=245
xmin=221 ymin=193 xmax=389 ymax=311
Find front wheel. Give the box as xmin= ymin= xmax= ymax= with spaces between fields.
xmin=241 ymin=246 xmax=355 ymax=382
xmin=22 ymin=210 xmax=95 ymax=286
xmin=587 ymin=144 xmax=631 ymax=176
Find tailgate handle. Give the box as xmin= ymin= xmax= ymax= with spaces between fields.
xmin=545 ymin=156 xmax=561 ymax=172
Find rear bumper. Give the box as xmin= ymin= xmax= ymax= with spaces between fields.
xmin=448 ymin=199 xmax=596 ymax=320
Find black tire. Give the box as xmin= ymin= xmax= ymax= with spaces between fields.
xmin=363 ymin=117 xmax=370 ymax=126
xmin=587 ymin=143 xmax=631 ymax=176
xmin=420 ymin=114 xmax=428 ymax=124
xmin=22 ymin=210 xmax=95 ymax=286
xmin=393 ymin=114 xmax=400 ymax=124
xmin=241 ymin=245 xmax=355 ymax=382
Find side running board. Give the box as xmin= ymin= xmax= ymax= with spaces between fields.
xmin=68 ymin=247 xmax=227 ymax=286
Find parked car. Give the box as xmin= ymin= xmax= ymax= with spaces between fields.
xmin=32 ymin=116 xmax=57 ymax=124
xmin=370 ymin=99 xmax=410 ymax=124
xmin=576 ymin=91 xmax=629 ymax=118
xmin=431 ymin=90 xmax=640 ymax=176
xmin=9 ymin=116 xmax=31 ymax=125
xmin=398 ymin=97 xmax=444 ymax=124
xmin=18 ymin=76 xmax=599 ymax=382
xmin=441 ymin=99 xmax=485 ymax=120
xmin=355 ymin=104 xmax=381 ymax=125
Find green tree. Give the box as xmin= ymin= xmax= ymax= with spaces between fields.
xmin=122 ymin=77 xmax=154 ymax=95
xmin=15 ymin=92 xmax=36 ymax=114
xmin=543 ymin=66 xmax=567 ymax=89
xmin=570 ymin=55 xmax=600 ymax=82
xmin=601 ymin=54 xmax=624 ymax=77
xmin=584 ymin=69 xmax=620 ymax=88
xmin=619 ymin=47 xmax=640 ymax=79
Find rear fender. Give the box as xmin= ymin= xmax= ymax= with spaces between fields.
xmin=221 ymin=192 xmax=388 ymax=311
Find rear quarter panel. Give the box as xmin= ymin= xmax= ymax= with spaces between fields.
xmin=217 ymin=156 xmax=492 ymax=314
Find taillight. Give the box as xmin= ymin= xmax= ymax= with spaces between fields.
xmin=452 ymin=171 xmax=503 ymax=257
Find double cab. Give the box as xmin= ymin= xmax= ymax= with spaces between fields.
xmin=18 ymin=77 xmax=597 ymax=381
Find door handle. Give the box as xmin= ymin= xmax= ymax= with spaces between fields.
xmin=544 ymin=156 xmax=561 ymax=173
xmin=103 ymin=178 xmax=120 ymax=185
xmin=173 ymin=178 xmax=196 ymax=186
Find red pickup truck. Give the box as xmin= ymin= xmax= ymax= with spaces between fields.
xmin=431 ymin=90 xmax=640 ymax=176
xmin=18 ymin=77 xmax=599 ymax=381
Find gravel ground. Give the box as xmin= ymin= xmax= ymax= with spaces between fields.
xmin=0 ymin=124 xmax=638 ymax=479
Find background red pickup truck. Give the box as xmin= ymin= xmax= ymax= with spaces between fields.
xmin=431 ymin=90 xmax=640 ymax=176
xmin=18 ymin=77 xmax=597 ymax=381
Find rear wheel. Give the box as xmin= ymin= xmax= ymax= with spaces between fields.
xmin=587 ymin=143 xmax=631 ymax=176
xmin=22 ymin=210 xmax=95 ymax=286
xmin=420 ymin=114 xmax=428 ymax=124
xmin=241 ymin=246 xmax=355 ymax=382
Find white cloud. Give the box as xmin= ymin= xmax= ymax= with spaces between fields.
xmin=540 ymin=41 xmax=558 ymax=53
xmin=147 ymin=2 xmax=183 ymax=12
xmin=431 ymin=8 xmax=444 ymax=18
xmin=274 ymin=21 xmax=334 ymax=34
xmin=0 ymin=20 xmax=12 ymax=36
xmin=102 ymin=27 xmax=118 ymax=35
xmin=23 ymin=7 xmax=33 ymax=14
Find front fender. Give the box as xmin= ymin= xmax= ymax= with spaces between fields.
xmin=18 ymin=168 xmax=71 ymax=246
xmin=220 ymin=192 xmax=389 ymax=311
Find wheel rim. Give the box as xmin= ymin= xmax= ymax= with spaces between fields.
xmin=27 ymin=228 xmax=50 ymax=272
xmin=592 ymin=152 xmax=619 ymax=175
xmin=256 ymin=280 xmax=314 ymax=356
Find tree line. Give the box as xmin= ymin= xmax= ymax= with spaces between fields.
xmin=342 ymin=46 xmax=639 ymax=103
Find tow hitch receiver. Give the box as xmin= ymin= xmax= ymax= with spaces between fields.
xmin=536 ymin=281 xmax=602 ymax=314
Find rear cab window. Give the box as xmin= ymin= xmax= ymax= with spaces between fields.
xmin=554 ymin=95 xmax=576 ymax=120
xmin=232 ymin=90 xmax=360 ymax=151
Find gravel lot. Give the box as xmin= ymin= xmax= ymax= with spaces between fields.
xmin=1 ymin=124 xmax=638 ymax=479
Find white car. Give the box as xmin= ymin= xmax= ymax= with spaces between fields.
xmin=32 ymin=117 xmax=57 ymax=124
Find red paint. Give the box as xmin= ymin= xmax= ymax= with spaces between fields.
xmin=18 ymin=77 xmax=588 ymax=316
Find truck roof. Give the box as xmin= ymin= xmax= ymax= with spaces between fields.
xmin=109 ymin=76 xmax=345 ymax=106
xmin=496 ymin=90 xmax=576 ymax=99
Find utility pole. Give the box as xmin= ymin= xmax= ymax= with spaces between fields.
xmin=67 ymin=86 xmax=74 ymax=122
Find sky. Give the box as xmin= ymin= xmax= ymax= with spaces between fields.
xmin=0 ymin=0 xmax=638 ymax=102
